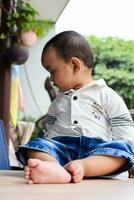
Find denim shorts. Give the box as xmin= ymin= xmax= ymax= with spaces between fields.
xmin=16 ymin=136 xmax=134 ymax=176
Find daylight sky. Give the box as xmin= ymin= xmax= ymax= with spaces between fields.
xmin=56 ymin=0 xmax=134 ymax=40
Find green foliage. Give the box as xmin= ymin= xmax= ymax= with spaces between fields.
xmin=86 ymin=35 xmax=134 ymax=71
xmin=86 ymin=35 xmax=134 ymax=109
xmin=93 ymin=65 xmax=134 ymax=109
xmin=32 ymin=20 xmax=53 ymax=38
xmin=0 ymin=0 xmax=53 ymax=40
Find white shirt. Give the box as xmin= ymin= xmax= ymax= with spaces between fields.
xmin=45 ymin=79 xmax=134 ymax=152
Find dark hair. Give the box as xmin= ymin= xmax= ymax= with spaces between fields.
xmin=42 ymin=31 xmax=93 ymax=69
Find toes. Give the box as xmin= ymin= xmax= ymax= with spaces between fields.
xmin=72 ymin=176 xmax=79 ymax=183
xmin=71 ymin=166 xmax=83 ymax=183
xmin=65 ymin=162 xmax=76 ymax=174
xmin=24 ymin=166 xmax=30 ymax=178
xmin=27 ymin=179 xmax=34 ymax=184
xmin=24 ymin=166 xmax=30 ymax=173
xmin=24 ymin=172 xmax=31 ymax=179
xmin=27 ymin=158 xmax=41 ymax=167
xmin=24 ymin=173 xmax=30 ymax=179
xmin=72 ymin=171 xmax=82 ymax=183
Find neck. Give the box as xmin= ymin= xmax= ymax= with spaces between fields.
xmin=73 ymin=76 xmax=93 ymax=90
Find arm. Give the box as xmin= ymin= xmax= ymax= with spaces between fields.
xmin=105 ymin=87 xmax=134 ymax=177
xmin=105 ymin=87 xmax=134 ymax=151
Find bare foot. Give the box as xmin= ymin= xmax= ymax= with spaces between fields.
xmin=24 ymin=165 xmax=31 ymax=179
xmin=65 ymin=160 xmax=84 ymax=183
xmin=24 ymin=158 xmax=71 ymax=184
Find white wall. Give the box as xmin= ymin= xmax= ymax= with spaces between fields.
xmin=19 ymin=28 xmax=55 ymax=121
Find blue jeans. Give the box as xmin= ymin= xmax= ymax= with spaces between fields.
xmin=16 ymin=136 xmax=134 ymax=176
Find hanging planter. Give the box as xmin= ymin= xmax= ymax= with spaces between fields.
xmin=4 ymin=45 xmax=29 ymax=65
xmin=20 ymin=30 xmax=37 ymax=47
xmin=0 ymin=0 xmax=53 ymax=65
xmin=0 ymin=0 xmax=53 ymax=47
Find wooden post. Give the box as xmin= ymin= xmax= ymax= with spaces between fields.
xmin=0 ymin=0 xmax=12 ymax=145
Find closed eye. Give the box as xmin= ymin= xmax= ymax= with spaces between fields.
xmin=50 ymin=70 xmax=55 ymax=75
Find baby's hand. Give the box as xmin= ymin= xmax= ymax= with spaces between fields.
xmin=128 ymin=167 xmax=134 ymax=178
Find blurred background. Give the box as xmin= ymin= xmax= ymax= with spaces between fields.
xmin=0 ymin=0 xmax=134 ymax=166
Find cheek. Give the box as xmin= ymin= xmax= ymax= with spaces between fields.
xmin=60 ymin=72 xmax=72 ymax=82
xmin=63 ymin=68 xmax=73 ymax=78
xmin=55 ymin=75 xmax=69 ymax=86
xmin=55 ymin=68 xmax=73 ymax=83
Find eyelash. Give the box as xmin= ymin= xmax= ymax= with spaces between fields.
xmin=50 ymin=71 xmax=55 ymax=75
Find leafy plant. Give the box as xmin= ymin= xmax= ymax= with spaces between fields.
xmin=0 ymin=0 xmax=53 ymax=43
xmin=86 ymin=35 xmax=134 ymax=71
xmin=93 ymin=65 xmax=134 ymax=109
xmin=85 ymin=35 xmax=134 ymax=109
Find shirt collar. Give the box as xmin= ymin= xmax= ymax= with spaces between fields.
xmin=62 ymin=79 xmax=106 ymax=95
xmin=63 ymin=89 xmax=75 ymax=95
xmin=88 ymin=78 xmax=106 ymax=87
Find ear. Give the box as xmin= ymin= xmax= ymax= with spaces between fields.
xmin=70 ymin=57 xmax=81 ymax=73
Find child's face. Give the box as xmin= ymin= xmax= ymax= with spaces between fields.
xmin=42 ymin=47 xmax=76 ymax=92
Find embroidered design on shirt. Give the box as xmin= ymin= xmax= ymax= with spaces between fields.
xmin=92 ymin=102 xmax=104 ymax=119
xmin=44 ymin=114 xmax=56 ymax=124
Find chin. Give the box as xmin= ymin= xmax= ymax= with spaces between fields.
xmin=59 ymin=89 xmax=65 ymax=92
xmin=59 ymin=88 xmax=68 ymax=92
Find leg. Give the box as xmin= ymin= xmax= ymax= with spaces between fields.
xmin=24 ymin=150 xmax=71 ymax=184
xmin=65 ymin=155 xmax=127 ymax=183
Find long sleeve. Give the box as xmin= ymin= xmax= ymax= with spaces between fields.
xmin=105 ymin=87 xmax=134 ymax=152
